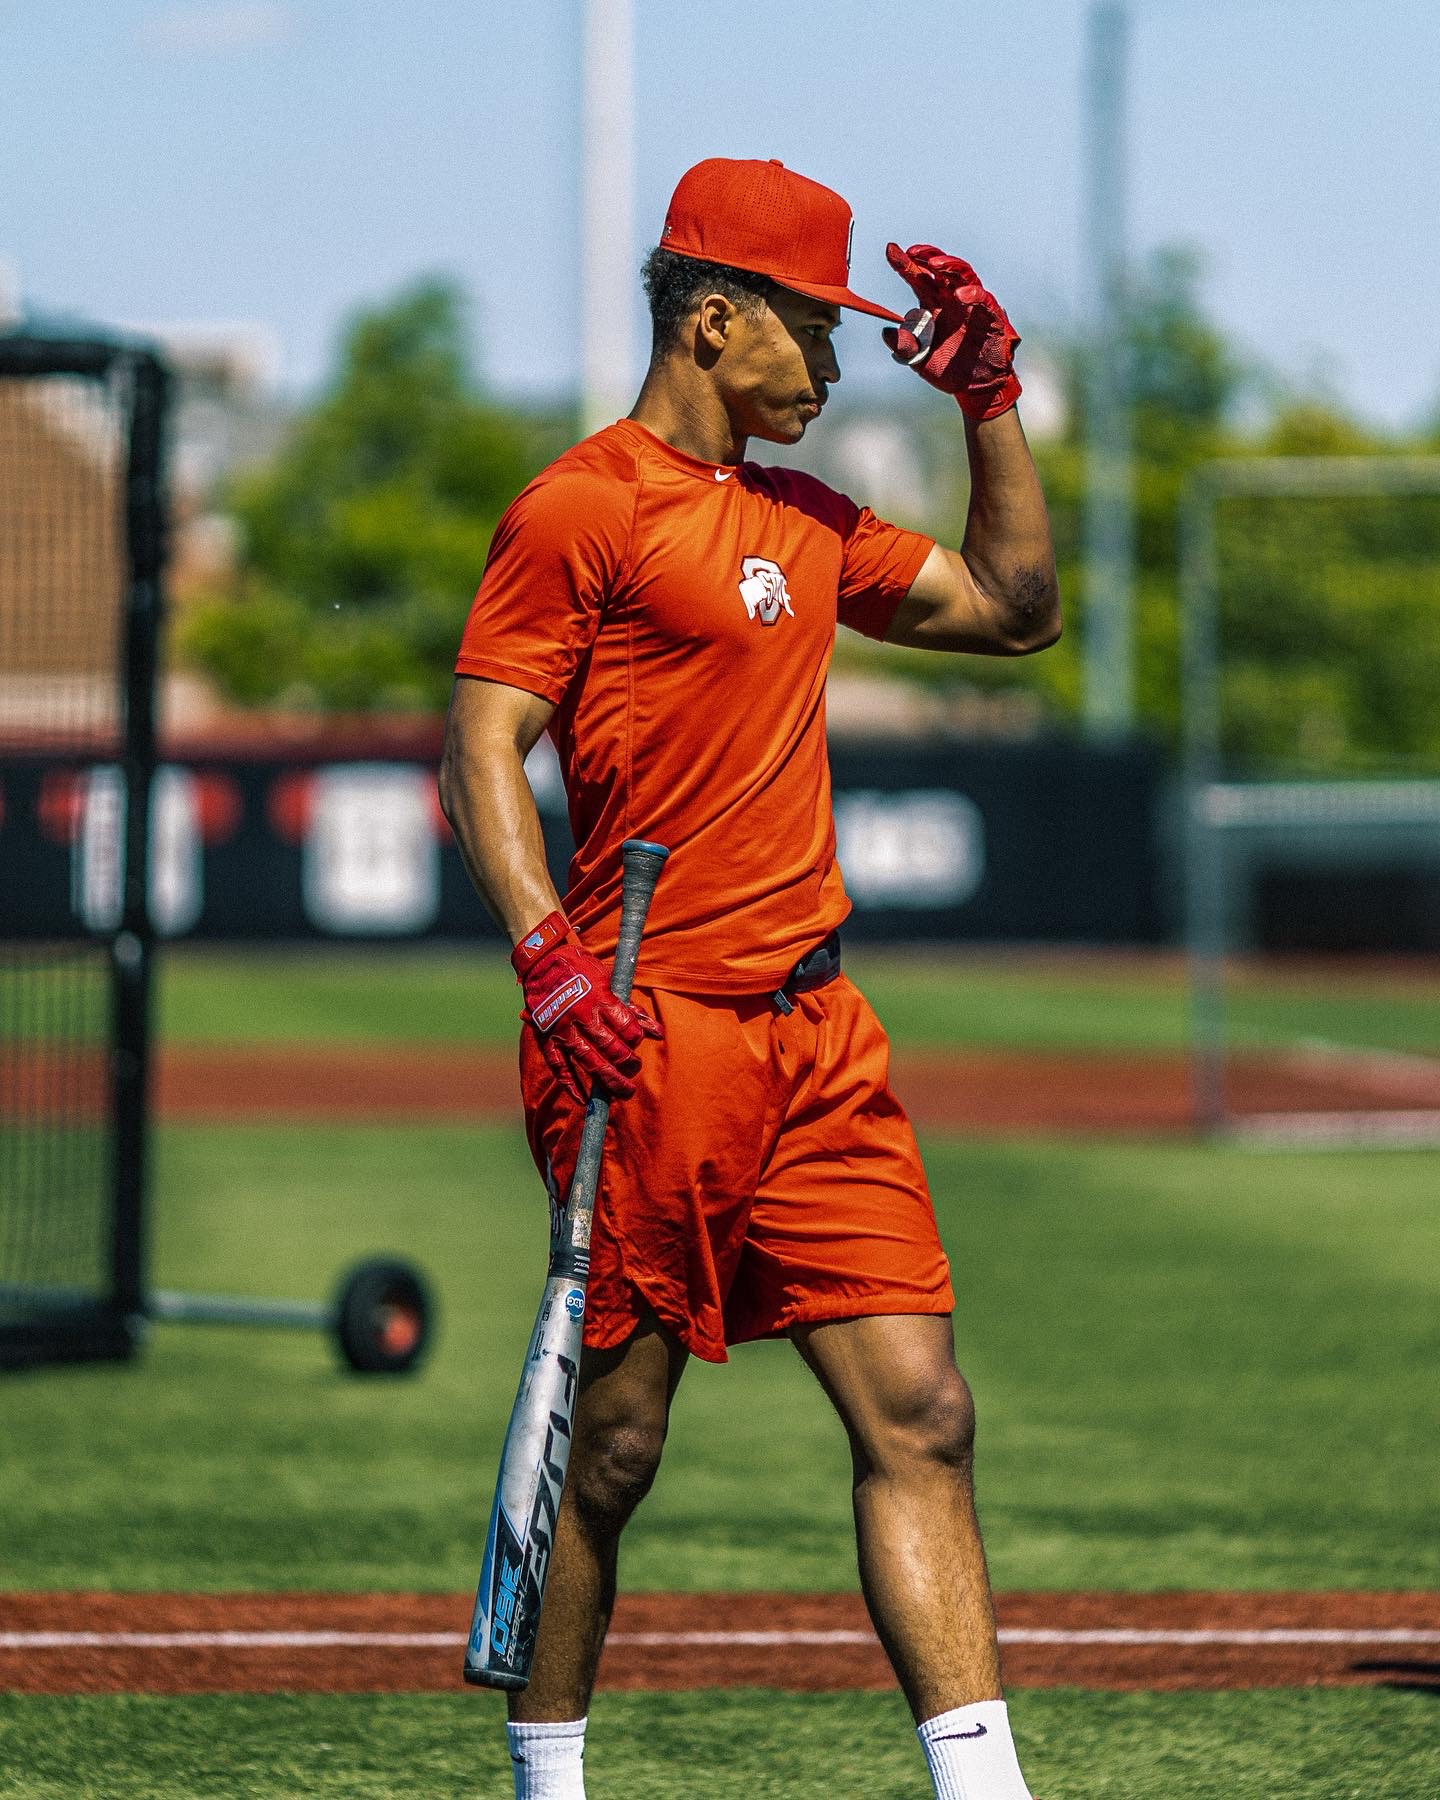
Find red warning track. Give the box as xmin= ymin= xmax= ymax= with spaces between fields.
xmin=146 ymin=1043 xmax=1440 ymax=1134
xmin=1 ymin=1591 xmax=1435 ymax=1695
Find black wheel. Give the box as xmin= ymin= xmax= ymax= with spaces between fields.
xmin=333 ymin=1258 xmax=433 ymax=1375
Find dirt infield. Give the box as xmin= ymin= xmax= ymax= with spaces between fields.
xmin=2 ymin=1591 xmax=1436 ymax=1695
xmin=149 ymin=1043 xmax=1440 ymax=1134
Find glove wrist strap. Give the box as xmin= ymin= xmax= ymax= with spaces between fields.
xmin=956 ymin=373 xmax=1023 ymax=423
xmin=511 ymin=910 xmax=574 ymax=977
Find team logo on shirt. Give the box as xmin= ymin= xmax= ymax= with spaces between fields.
xmin=738 ymin=556 xmax=794 ymax=627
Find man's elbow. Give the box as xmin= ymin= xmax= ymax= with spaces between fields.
xmin=997 ymin=567 xmax=1062 ymax=655
xmin=1013 ymin=608 xmax=1063 ymax=655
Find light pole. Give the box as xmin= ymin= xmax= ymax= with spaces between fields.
xmin=579 ymin=0 xmax=637 ymax=440
xmin=1080 ymin=0 xmax=1137 ymax=736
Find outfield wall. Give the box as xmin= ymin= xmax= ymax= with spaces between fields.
xmin=0 ymin=736 xmax=1167 ymax=945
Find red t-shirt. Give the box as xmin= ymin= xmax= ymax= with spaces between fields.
xmin=455 ymin=418 xmax=933 ymax=992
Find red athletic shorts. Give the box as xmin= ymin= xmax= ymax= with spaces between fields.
xmin=519 ymin=973 xmax=955 ymax=1364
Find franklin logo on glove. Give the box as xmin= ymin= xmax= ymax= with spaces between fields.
xmin=531 ymin=973 xmax=591 ymax=1031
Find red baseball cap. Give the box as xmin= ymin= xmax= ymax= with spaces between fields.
xmin=660 ymin=157 xmax=902 ymax=324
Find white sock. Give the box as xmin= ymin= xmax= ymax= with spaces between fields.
xmin=917 ymin=1700 xmax=1031 ymax=1799
xmin=506 ymin=1717 xmax=587 ymax=1800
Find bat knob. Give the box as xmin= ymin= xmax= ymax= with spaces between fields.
xmin=905 ymin=308 xmax=935 ymax=368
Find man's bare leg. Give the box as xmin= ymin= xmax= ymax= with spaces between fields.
xmin=792 ymin=1311 xmax=1000 ymax=1717
xmin=791 ymin=1312 xmax=1032 ymax=1796
xmin=509 ymin=1311 xmax=688 ymax=1723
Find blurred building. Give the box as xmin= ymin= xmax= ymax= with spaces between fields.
xmin=5 ymin=268 xmax=290 ymax=575
xmin=1 ymin=266 xmax=295 ymax=742
xmin=121 ymin=320 xmax=291 ymax=601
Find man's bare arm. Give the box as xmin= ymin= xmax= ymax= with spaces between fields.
xmin=440 ymin=674 xmax=658 ymax=1098
xmin=885 ymin=409 xmax=1060 ymax=656
xmin=438 ymin=674 xmax=562 ymax=947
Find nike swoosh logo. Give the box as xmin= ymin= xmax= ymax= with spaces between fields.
xmin=715 ymin=468 xmax=733 ymax=481
xmin=933 ymin=1723 xmax=988 ymax=1741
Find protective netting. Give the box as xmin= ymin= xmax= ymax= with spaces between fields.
xmin=0 ymin=367 xmax=128 ymax=1323
xmin=1186 ymin=469 xmax=1440 ymax=1142
xmin=1212 ymin=485 xmax=1440 ymax=777
xmin=0 ymin=949 xmax=111 ymax=1318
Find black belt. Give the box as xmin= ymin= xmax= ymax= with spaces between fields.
xmin=771 ymin=931 xmax=841 ymax=1015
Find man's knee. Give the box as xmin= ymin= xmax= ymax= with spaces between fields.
xmin=569 ymin=1418 xmax=666 ymax=1533
xmin=564 ymin=1313 xmax=683 ymax=1536
xmin=868 ymin=1362 xmax=977 ymax=1479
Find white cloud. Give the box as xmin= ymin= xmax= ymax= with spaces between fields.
xmin=140 ymin=3 xmax=291 ymax=55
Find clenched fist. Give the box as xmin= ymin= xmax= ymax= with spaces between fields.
xmin=513 ymin=911 xmax=661 ymax=1102
xmin=883 ymin=242 xmax=1022 ymax=422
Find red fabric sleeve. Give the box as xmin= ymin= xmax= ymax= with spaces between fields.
xmin=454 ymin=469 xmax=631 ymax=704
xmin=836 ymin=505 xmax=935 ymax=643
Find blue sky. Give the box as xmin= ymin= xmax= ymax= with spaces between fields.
xmin=4 ymin=0 xmax=1437 ymax=427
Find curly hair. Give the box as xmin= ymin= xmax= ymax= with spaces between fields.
xmin=641 ymin=246 xmax=770 ymax=353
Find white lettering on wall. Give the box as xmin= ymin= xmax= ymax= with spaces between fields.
xmin=834 ymin=790 xmax=985 ymax=909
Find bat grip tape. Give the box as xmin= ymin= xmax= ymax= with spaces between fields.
xmin=564 ymin=839 xmax=670 ymax=1228
xmin=610 ymin=839 xmax=669 ymax=1004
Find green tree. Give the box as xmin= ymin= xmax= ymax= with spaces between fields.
xmin=1215 ymin=479 xmax=1440 ymax=771
xmin=179 ymin=278 xmax=568 ymax=710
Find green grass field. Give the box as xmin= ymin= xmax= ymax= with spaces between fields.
xmin=155 ymin=943 xmax=1440 ymax=1056
xmin=5 ymin=1125 xmax=1438 ymax=1594
xmin=6 ymin=949 xmax=1439 ymax=1795
xmin=0 ymin=1689 xmax=1434 ymax=1799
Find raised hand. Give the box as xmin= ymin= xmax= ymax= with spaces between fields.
xmin=883 ymin=242 xmax=1022 ymax=422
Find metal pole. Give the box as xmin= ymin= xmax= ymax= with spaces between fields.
xmin=150 ymin=1290 xmax=331 ymax=1329
xmin=1080 ymin=0 xmax=1137 ymax=736
xmin=579 ymin=0 xmax=636 ymax=439
xmin=110 ymin=349 xmax=170 ymax=1339
xmin=1179 ymin=473 xmax=1226 ymax=1132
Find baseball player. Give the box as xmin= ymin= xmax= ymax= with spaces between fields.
xmin=441 ymin=157 xmax=1059 ymax=1800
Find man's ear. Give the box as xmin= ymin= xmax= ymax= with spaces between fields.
xmin=696 ymin=292 xmax=737 ymax=355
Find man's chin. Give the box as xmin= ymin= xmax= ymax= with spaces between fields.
xmin=752 ymin=415 xmax=811 ymax=447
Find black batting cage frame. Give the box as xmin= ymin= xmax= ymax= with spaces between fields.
xmin=0 ymin=334 xmax=167 ymax=1368
xmin=0 ymin=333 xmax=433 ymax=1374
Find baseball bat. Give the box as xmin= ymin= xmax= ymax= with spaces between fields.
xmin=463 ymin=837 xmax=669 ymax=1689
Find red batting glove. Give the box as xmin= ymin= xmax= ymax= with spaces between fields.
xmin=512 ymin=911 xmax=661 ymax=1103
xmin=882 ymin=243 xmax=1022 ymax=422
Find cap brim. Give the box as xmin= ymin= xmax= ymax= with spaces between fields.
xmin=775 ymin=278 xmax=904 ymax=324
